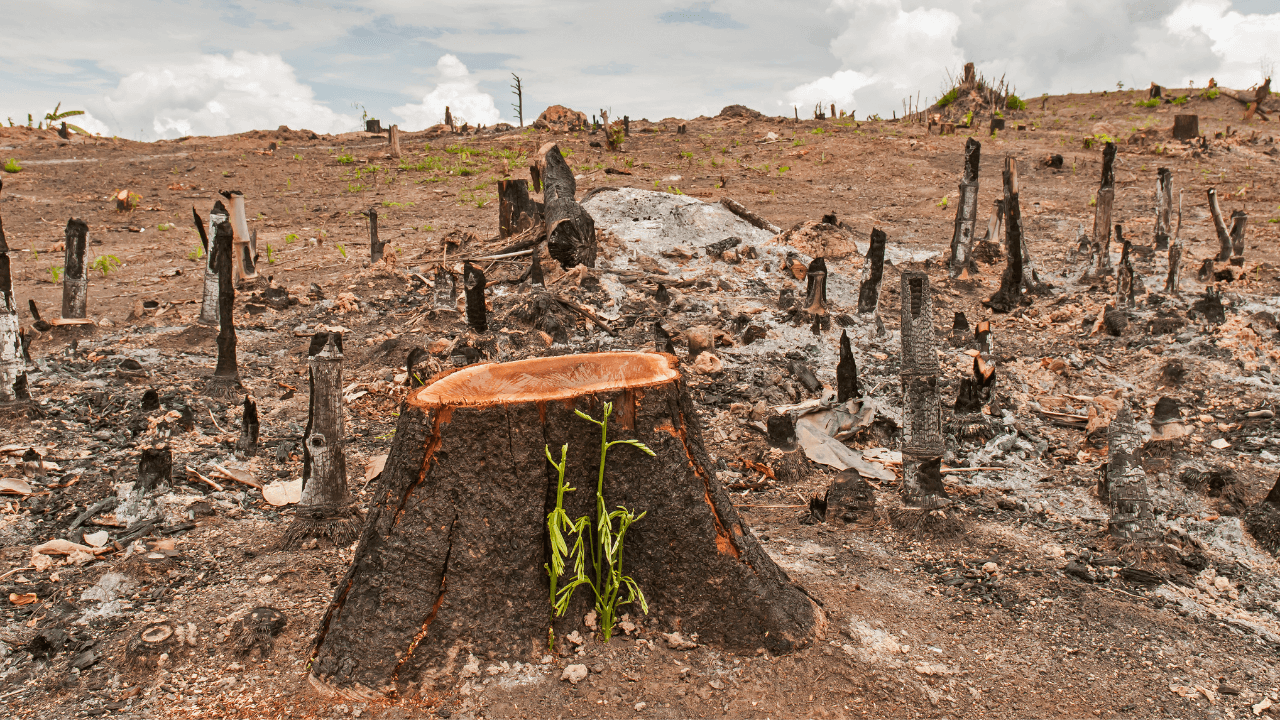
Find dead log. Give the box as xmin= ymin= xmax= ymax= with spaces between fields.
xmin=986 ymin=157 xmax=1025 ymax=313
xmin=205 ymin=215 xmax=241 ymax=398
xmin=1244 ymin=473 xmax=1280 ymax=554
xmin=1208 ymin=188 xmax=1233 ymax=261
xmin=535 ymin=144 xmax=596 ymax=269
xmin=463 ymin=262 xmax=487 ymax=332
xmin=836 ymin=330 xmax=861 ymax=402
xmin=0 ymin=183 xmax=30 ymax=403
xmin=61 ymin=219 xmax=89 ymax=319
xmin=1106 ymin=403 xmax=1158 ymax=544
xmin=196 ymin=204 xmax=223 ymax=326
xmin=285 ymin=334 xmax=360 ymax=549
xmin=364 ymin=208 xmax=384 ymax=264
xmin=900 ymin=271 xmax=944 ymax=506
xmin=237 ymin=395 xmax=259 ymax=457
xmin=307 ymin=352 xmax=819 ymax=699
xmin=497 ymin=179 xmax=541 ymax=238
xmin=1154 ymin=168 xmax=1172 ymax=251
xmin=719 ymin=198 xmax=781 ymax=234
xmin=388 ymin=124 xmax=401 ymax=158
xmin=1092 ymin=142 xmax=1116 ymax=275
xmin=949 ymin=138 xmax=981 ymax=279
xmin=857 ymin=228 xmax=887 ymax=315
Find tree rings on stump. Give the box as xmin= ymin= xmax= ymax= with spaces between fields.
xmin=126 ymin=622 xmax=198 ymax=671
xmin=309 ymin=352 xmax=821 ymax=700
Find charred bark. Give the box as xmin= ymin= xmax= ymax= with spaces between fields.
xmin=205 ymin=215 xmax=241 ymax=397
xmin=804 ymin=258 xmax=827 ymax=316
xmin=221 ymin=190 xmax=256 ymax=282
xmin=1092 ymin=143 xmax=1117 ymax=275
xmin=61 ymin=218 xmax=89 ymax=319
xmin=1154 ymin=168 xmax=1172 ymax=251
xmin=1106 ymin=403 xmax=1158 ymax=544
xmin=1116 ymin=231 xmax=1135 ymax=309
xmin=545 ymin=198 xmax=597 ymax=270
xmin=900 ymin=271 xmax=944 ymax=506
xmin=986 ymin=157 xmax=1025 ymax=313
xmin=949 ymin=138 xmax=981 ymax=279
xmin=857 ymin=228 xmax=887 ymax=315
xmin=1166 ymin=193 xmax=1184 ymax=295
xmin=433 ymin=266 xmax=456 ymax=311
xmin=463 ymin=262 xmax=488 ymax=332
xmin=307 ymin=352 xmax=820 ymax=700
xmin=137 ymin=445 xmax=172 ymax=491
xmin=198 ymin=202 xmax=228 ymax=326
xmin=237 ymin=395 xmax=259 ymax=457
xmin=0 ymin=179 xmax=31 ymax=403
xmin=1228 ymin=210 xmax=1248 ymax=266
xmin=498 ymin=179 xmax=541 ymax=238
xmin=836 ymin=330 xmax=861 ymax=402
xmin=285 ymin=334 xmax=359 ymax=549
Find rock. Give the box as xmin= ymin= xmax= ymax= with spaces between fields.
xmin=686 ymin=326 xmax=715 ymax=360
xmin=1211 ymin=438 xmax=1231 ymax=449
xmin=772 ymin=221 xmax=862 ymax=260
xmin=663 ymin=631 xmax=697 ymax=650
xmin=561 ymin=664 xmax=589 ymax=684
xmin=692 ymin=353 xmax=723 ymax=375
xmin=534 ymin=106 xmax=588 ymax=132
xmin=982 ymin=562 xmax=999 ymax=574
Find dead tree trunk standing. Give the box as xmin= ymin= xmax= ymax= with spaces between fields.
xmin=1092 ymin=142 xmax=1117 ymax=275
xmin=197 ymin=203 xmax=224 ymax=326
xmin=497 ymin=179 xmax=541 ymax=238
xmin=204 ymin=216 xmax=241 ymax=398
xmin=308 ymin=352 xmax=820 ymax=699
xmin=222 ymin=190 xmax=257 ymax=282
xmin=1116 ymin=234 xmax=1135 ymax=308
xmin=537 ymin=143 xmax=597 ymax=269
xmin=899 ymin=272 xmax=945 ymax=505
xmin=444 ymin=107 xmax=452 ymax=131
xmin=1207 ymin=188 xmax=1233 ymax=261
xmin=1106 ymin=403 xmax=1158 ymax=544
xmin=60 ymin=218 xmax=89 ymax=319
xmin=1154 ymin=168 xmax=1173 ymax=250
xmin=1165 ymin=193 xmax=1184 ymax=295
xmin=1228 ymin=210 xmax=1248 ymax=266
xmin=387 ymin=125 xmax=401 ymax=159
xmin=286 ymin=334 xmax=360 ymax=548
xmin=364 ymin=208 xmax=384 ymax=265
xmin=237 ymin=396 xmax=259 ymax=457
xmin=836 ymin=329 xmax=861 ymax=402
xmin=857 ymin=228 xmax=887 ymax=315
xmin=0 ymin=180 xmax=31 ymax=403
xmin=949 ymin=138 xmax=981 ymax=279
xmin=301 ymin=332 xmax=343 ymax=486
xmin=986 ymin=157 xmax=1025 ymax=313
xmin=463 ymin=262 xmax=487 ymax=332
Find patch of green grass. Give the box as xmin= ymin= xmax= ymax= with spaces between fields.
xmin=90 ymin=254 xmax=121 ymax=278
xmin=778 ymin=166 xmax=790 ymax=174
xmin=791 ymin=139 xmax=805 ymax=147
xmin=444 ymin=145 xmax=469 ymax=155
xmin=188 ymin=243 xmax=205 ymax=261
xmin=810 ymin=127 xmax=825 ymax=134
xmin=1135 ymin=98 xmax=1160 ymax=108
xmin=336 ymin=243 xmax=347 ymax=259
xmin=1006 ymin=94 xmax=1026 ymax=111
xmin=937 ymin=88 xmax=960 ymax=108
xmin=382 ymin=201 xmax=414 ymax=208
xmin=3 ymin=158 xmax=22 ymax=173
xmin=336 ymin=152 xmax=355 ymax=164
xmin=157 ymin=223 xmax=174 ymax=231
xmin=680 ymin=151 xmax=693 ymax=159
xmin=667 ymin=185 xmax=684 ymax=195
xmin=1172 ymin=95 xmax=1189 ymax=105
xmin=1204 ymin=88 xmax=1220 ymax=100
xmin=347 ymin=182 xmax=367 ymax=193
xmin=285 ymin=233 xmax=299 ymax=244
xmin=48 ymin=266 xmax=62 ymax=284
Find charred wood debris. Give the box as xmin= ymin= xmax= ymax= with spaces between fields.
xmin=4 ymin=116 xmax=1280 ymax=712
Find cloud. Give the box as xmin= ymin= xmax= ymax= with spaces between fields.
xmin=1166 ymin=0 xmax=1280 ymax=85
xmin=89 ymin=52 xmax=355 ymax=140
xmin=392 ymin=54 xmax=502 ymax=129
xmin=658 ymin=4 xmax=747 ymax=29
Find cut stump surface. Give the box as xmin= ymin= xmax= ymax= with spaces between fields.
xmin=309 ymin=351 xmax=820 ymax=700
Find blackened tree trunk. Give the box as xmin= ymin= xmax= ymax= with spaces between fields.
xmin=286 ymin=334 xmax=359 ymax=549
xmin=986 ymin=156 xmax=1024 ymax=313
xmin=463 ymin=262 xmax=487 ymax=332
xmin=949 ymin=138 xmax=981 ymax=279
xmin=857 ymin=228 xmax=887 ymax=315
xmin=364 ymin=208 xmax=384 ymax=264
xmin=137 ymin=445 xmax=172 ymax=491
xmin=0 ymin=180 xmax=31 ymax=403
xmin=1154 ymin=168 xmax=1172 ymax=250
xmin=1106 ymin=403 xmax=1158 ymax=544
xmin=1208 ymin=188 xmax=1232 ymax=261
xmin=1116 ymin=235 xmax=1135 ymax=308
xmin=237 ymin=396 xmax=259 ymax=457
xmin=61 ymin=218 xmax=89 ymax=319
xmin=899 ymin=272 xmax=944 ymax=505
xmin=198 ymin=202 xmax=228 ymax=326
xmin=1165 ymin=192 xmax=1184 ymax=295
xmin=498 ymin=179 xmax=541 ymax=238
xmin=308 ymin=352 xmax=819 ymax=700
xmin=537 ymin=143 xmax=597 ymax=269
xmin=836 ymin=330 xmax=861 ymax=402
xmin=204 ymin=216 xmax=241 ymax=398
xmin=1092 ymin=142 xmax=1116 ymax=275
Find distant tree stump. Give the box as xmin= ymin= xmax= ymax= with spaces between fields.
xmin=1172 ymin=114 xmax=1199 ymax=140
xmin=309 ymin=352 xmax=821 ymax=700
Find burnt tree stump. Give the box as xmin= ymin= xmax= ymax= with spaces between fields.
xmin=364 ymin=208 xmax=384 ymax=265
xmin=197 ymin=202 xmax=227 ymax=326
xmin=1208 ymin=188 xmax=1233 ymax=262
xmin=308 ymin=352 xmax=820 ymax=700
xmin=1106 ymin=403 xmax=1158 ymax=544
xmin=986 ymin=157 xmax=1026 ymax=313
xmin=0 ymin=179 xmax=31 ymax=403
xmin=498 ymin=179 xmax=542 ymax=238
xmin=203 ymin=215 xmax=242 ymax=398
xmin=857 ymin=228 xmax=887 ymax=315
xmin=1092 ymin=142 xmax=1117 ymax=276
xmin=899 ymin=272 xmax=945 ymax=505
xmin=949 ymin=138 xmax=981 ymax=279
xmin=1172 ymin=114 xmax=1199 ymax=140
xmin=1154 ymin=168 xmax=1173 ymax=251
xmin=62 ymin=218 xmax=89 ymax=319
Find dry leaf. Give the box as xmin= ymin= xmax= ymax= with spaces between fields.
xmin=365 ymin=455 xmax=388 ymax=483
xmin=0 ymin=478 xmax=33 ymax=496
xmin=263 ymin=479 xmax=303 ymax=506
xmin=8 ymin=592 xmax=37 ymax=606
xmin=83 ymin=531 xmax=109 ymax=548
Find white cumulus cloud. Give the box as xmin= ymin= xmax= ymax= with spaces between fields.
xmin=1166 ymin=0 xmax=1280 ymax=86
xmin=392 ymin=54 xmax=502 ymax=129
xmin=90 ymin=52 xmax=356 ymax=140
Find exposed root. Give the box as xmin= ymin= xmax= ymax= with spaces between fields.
xmin=228 ymin=607 xmax=287 ymax=661
xmin=1245 ymin=502 xmax=1280 ymax=555
xmin=281 ymin=504 xmax=364 ymax=550
xmin=203 ymin=374 xmax=244 ymax=400
xmin=888 ymin=503 xmax=967 ymax=539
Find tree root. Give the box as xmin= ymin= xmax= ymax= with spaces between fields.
xmin=281 ymin=504 xmax=363 ymax=550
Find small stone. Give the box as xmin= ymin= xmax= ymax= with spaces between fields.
xmin=561 ymin=664 xmax=588 ymax=684
xmin=591 ymin=663 xmax=605 ymax=674
xmin=635 ymin=702 xmax=648 ymax=711
xmin=1210 ymin=438 xmax=1231 ymax=450
xmin=982 ymin=562 xmax=999 ymax=574
xmin=540 ymin=654 xmax=554 ymax=665
xmin=663 ymin=632 xmax=697 ymax=650
xmin=1214 ymin=576 xmax=1230 ymax=592
xmin=258 ymin=575 xmax=274 ymax=584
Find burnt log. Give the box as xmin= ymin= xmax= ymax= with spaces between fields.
xmin=545 ymin=198 xmax=597 ymax=270
xmin=204 ymin=215 xmax=241 ymax=397
xmin=857 ymin=228 xmax=887 ymax=315
xmin=0 ymin=181 xmax=30 ymax=403
xmin=949 ymin=138 xmax=981 ymax=279
xmin=308 ymin=352 xmax=820 ymax=699
xmin=719 ymin=198 xmax=781 ymax=234
xmin=1092 ymin=143 xmax=1116 ymax=275
xmin=498 ymin=179 xmax=541 ymax=238
xmin=986 ymin=156 xmax=1025 ymax=313
xmin=1154 ymin=168 xmax=1173 ymax=251
xmin=900 ymin=271 xmax=944 ymax=506
xmin=62 ymin=218 xmax=89 ymax=319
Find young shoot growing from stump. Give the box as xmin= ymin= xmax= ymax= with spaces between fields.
xmin=545 ymin=402 xmax=654 ymax=645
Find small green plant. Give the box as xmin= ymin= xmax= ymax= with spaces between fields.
xmin=382 ymin=200 xmax=414 ymax=208
xmin=679 ymin=150 xmax=693 ymax=159
xmin=347 ymin=182 xmax=367 ymax=193
xmin=48 ymin=266 xmax=63 ymax=284
xmin=1005 ymin=94 xmax=1026 ymax=111
xmin=2 ymin=158 xmax=21 ymax=173
xmin=544 ymin=403 xmax=653 ymax=644
xmin=778 ymin=165 xmax=790 ymax=174
xmin=1116 ymin=81 xmax=1125 ymax=91
xmin=790 ymin=138 xmax=805 ymax=147
xmin=188 ymin=243 xmax=205 ymax=261
xmin=1135 ymin=98 xmax=1160 ymax=108
xmin=937 ymin=196 xmax=949 ymax=209
xmin=222 ymin=170 xmax=232 ymax=177
xmin=336 ymin=243 xmax=348 ymax=259
xmin=1172 ymin=95 xmax=1189 ymax=105
xmin=667 ymin=185 xmax=684 ymax=195
xmin=293 ymin=153 xmax=303 ymax=160
xmin=158 ymin=222 xmax=174 ymax=231
xmin=336 ymin=152 xmax=355 ymax=164
xmin=937 ymin=88 xmax=960 ymax=108
xmin=285 ymin=233 xmax=299 ymax=244
xmin=1089 ymin=193 xmax=1097 ymax=207
xmin=810 ymin=127 xmax=826 ymax=134
xmin=265 ymin=243 xmax=275 ymax=264
xmin=90 ymin=255 xmax=121 ymax=278
xmin=1205 ymin=88 xmax=1220 ymax=100
xmin=962 ymin=111 xmax=974 ymax=127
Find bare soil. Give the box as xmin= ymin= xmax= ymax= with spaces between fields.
xmin=2 ymin=86 xmax=1280 ymax=719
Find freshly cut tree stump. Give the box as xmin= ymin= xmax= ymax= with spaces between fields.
xmin=309 ymin=352 xmax=820 ymax=700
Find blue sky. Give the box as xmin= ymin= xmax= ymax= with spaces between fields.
xmin=1 ymin=0 xmax=1276 ymax=140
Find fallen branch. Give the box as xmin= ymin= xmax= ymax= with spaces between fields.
xmin=209 ymin=463 xmax=262 ymax=490
xmin=185 ymin=466 xmax=225 ymax=492
xmin=552 ymin=294 xmax=617 ymax=336
xmin=720 ymin=198 xmax=781 ymax=234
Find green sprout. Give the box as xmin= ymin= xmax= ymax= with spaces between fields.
xmin=937 ymin=196 xmax=949 ymax=209
xmin=285 ymin=233 xmax=299 ymax=244
xmin=265 ymin=243 xmax=275 ymax=264
xmin=336 ymin=243 xmax=347 ymax=259
xmin=188 ymin=243 xmax=204 ymax=261
xmin=90 ymin=255 xmax=121 ymax=278
xmin=48 ymin=266 xmax=63 ymax=284
xmin=2 ymin=158 xmax=22 ymax=173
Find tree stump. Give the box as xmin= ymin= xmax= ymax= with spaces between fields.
xmin=949 ymin=138 xmax=981 ymax=279
xmin=1091 ymin=143 xmax=1116 ymax=275
xmin=364 ymin=208 xmax=384 ymax=265
xmin=62 ymin=218 xmax=89 ymax=319
xmin=387 ymin=124 xmax=401 ymax=159
xmin=196 ymin=203 xmax=225 ymax=326
xmin=986 ymin=156 xmax=1026 ymax=313
xmin=0 ymin=179 xmax=31 ymax=403
xmin=309 ymin=352 xmax=821 ymax=700
xmin=497 ymin=179 xmax=541 ymax=238
xmin=1172 ymin=114 xmax=1199 ymax=140
xmin=899 ymin=272 xmax=945 ymax=505
xmin=204 ymin=215 xmax=242 ymax=398
xmin=1154 ymin=168 xmax=1172 ymax=250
